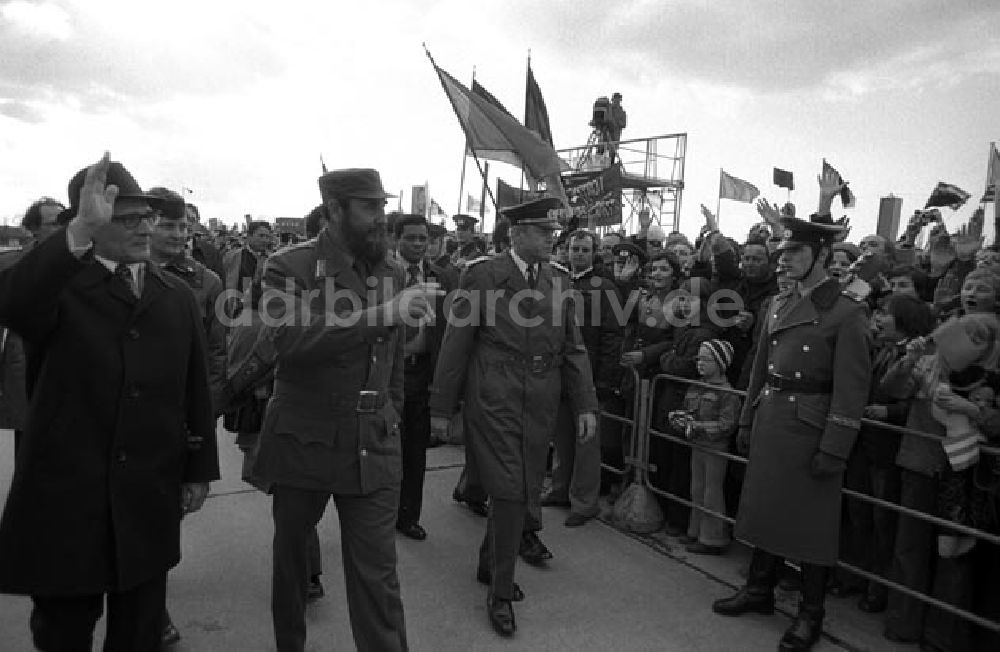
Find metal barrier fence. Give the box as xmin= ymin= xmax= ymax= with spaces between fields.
xmin=599 ymin=370 xmax=1000 ymax=635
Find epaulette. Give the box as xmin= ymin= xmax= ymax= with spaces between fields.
xmin=841 ymin=277 xmax=870 ymax=303
xmin=548 ymin=261 xmax=570 ymax=275
xmin=462 ymin=256 xmax=491 ymax=269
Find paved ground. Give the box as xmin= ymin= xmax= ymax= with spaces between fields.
xmin=0 ymin=426 xmax=910 ymax=651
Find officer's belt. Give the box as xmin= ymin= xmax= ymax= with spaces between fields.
xmin=273 ymin=379 xmax=388 ymax=414
xmin=482 ymin=343 xmax=563 ymax=375
xmin=766 ymin=373 xmax=832 ymax=394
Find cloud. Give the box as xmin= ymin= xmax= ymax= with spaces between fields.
xmin=0 ymin=99 xmax=45 ymax=122
xmin=0 ymin=0 xmax=287 ymax=113
xmin=486 ymin=0 xmax=1000 ymax=93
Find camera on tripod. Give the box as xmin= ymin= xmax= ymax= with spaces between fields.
xmin=590 ymin=96 xmax=611 ymax=129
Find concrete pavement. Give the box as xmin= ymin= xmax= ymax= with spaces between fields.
xmin=0 ymin=426 xmax=905 ymax=650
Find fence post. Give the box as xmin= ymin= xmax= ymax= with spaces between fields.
xmin=633 ymin=378 xmax=651 ymax=486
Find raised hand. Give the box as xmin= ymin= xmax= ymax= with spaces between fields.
xmin=817 ymin=159 xmax=846 ymax=214
xmin=755 ymin=198 xmax=782 ymax=230
xmin=391 ymin=281 xmax=444 ymax=326
xmin=952 ymin=233 xmax=984 ymax=261
xmin=74 ymin=152 xmax=117 ymax=230
xmin=700 ymin=204 xmax=719 ymax=233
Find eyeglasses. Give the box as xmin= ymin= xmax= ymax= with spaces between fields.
xmin=112 ymin=212 xmax=160 ymax=229
xmin=157 ymin=220 xmax=190 ymax=234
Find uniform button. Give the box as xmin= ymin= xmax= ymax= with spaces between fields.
xmin=127 ymin=328 xmax=139 ymax=339
xmin=794 ymin=371 xmax=802 ymax=379
xmin=767 ymin=363 xmax=774 ymax=370
xmin=116 ymin=450 xmax=127 ymax=463
xmin=129 ymin=386 xmax=140 ymax=398
xmin=771 ymin=340 xmax=777 ymax=346
xmin=802 ymin=345 xmax=810 ymax=352
xmin=789 ymin=396 xmax=796 ymax=403
xmin=376 ymin=337 xmax=384 ymax=343
xmin=772 ymin=314 xmax=778 ymax=319
xmin=360 ymin=449 xmax=368 ymax=457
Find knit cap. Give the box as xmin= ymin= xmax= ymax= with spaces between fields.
xmin=701 ymin=339 xmax=734 ymax=371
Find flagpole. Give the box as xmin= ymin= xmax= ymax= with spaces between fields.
xmin=456 ymin=67 xmax=474 ymax=214
xmin=716 ymin=168 xmax=723 ymax=225
xmin=519 ymin=51 xmax=530 ymax=202
xmin=479 ymin=161 xmax=489 ymax=229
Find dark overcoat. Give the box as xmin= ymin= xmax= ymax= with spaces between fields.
xmin=251 ymin=229 xmax=405 ymax=495
xmin=429 ymin=253 xmax=598 ymax=502
xmin=736 ymin=278 xmax=871 ymax=565
xmin=0 ymin=231 xmax=219 ymax=595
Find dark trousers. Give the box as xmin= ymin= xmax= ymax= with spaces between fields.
xmin=746 ymin=548 xmax=829 ymax=614
xmin=30 ymin=572 xmax=167 ymax=652
xmin=477 ymin=498 xmax=526 ymax=601
xmin=398 ymin=355 xmax=432 ymax=526
xmin=650 ymin=411 xmax=691 ymax=530
xmin=886 ymin=470 xmax=973 ymax=649
xmin=841 ymin=456 xmax=900 ymax=599
xmin=272 ymin=485 xmax=407 ymax=652
xmin=550 ymin=400 xmax=601 ymax=518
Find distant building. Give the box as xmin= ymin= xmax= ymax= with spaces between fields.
xmin=877 ymin=195 xmax=903 ymax=241
xmin=274 ymin=217 xmax=306 ymax=236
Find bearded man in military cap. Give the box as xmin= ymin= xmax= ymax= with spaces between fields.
xmin=430 ymin=196 xmax=598 ymax=638
xmin=251 ymin=167 xmax=441 ymax=652
xmin=712 ymin=170 xmax=871 ymax=651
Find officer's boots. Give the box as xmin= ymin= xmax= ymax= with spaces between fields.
xmin=778 ymin=563 xmax=828 ymax=651
xmin=712 ymin=548 xmax=776 ymax=616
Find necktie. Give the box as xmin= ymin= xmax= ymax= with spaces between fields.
xmin=526 ymin=264 xmax=537 ymax=289
xmin=115 ymin=263 xmax=138 ymax=298
xmin=405 ymin=264 xmax=420 ymax=342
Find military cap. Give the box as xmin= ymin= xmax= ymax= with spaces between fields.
xmin=318 ymin=168 xmax=396 ymax=201
xmin=499 ymin=196 xmax=563 ymax=229
xmin=66 ymin=160 xmax=164 ymax=219
xmin=776 ymin=212 xmax=846 ymax=252
xmin=453 ymin=213 xmax=479 ymax=230
xmin=427 ymin=223 xmax=447 ymax=238
xmin=611 ymin=240 xmax=648 ymax=266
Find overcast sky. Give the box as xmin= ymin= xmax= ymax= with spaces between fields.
xmin=1 ymin=0 xmax=998 ymax=242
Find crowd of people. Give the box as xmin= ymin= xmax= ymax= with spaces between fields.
xmin=0 ymin=153 xmax=998 ymax=651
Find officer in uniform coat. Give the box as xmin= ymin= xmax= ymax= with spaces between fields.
xmin=712 ymin=212 xmax=872 ymax=651
xmin=430 ymin=197 xmax=598 ymax=637
xmin=249 ymin=169 xmax=439 ymax=651
xmin=451 ymin=213 xmax=484 ymax=264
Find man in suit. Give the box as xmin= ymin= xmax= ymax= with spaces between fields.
xmin=430 ymin=196 xmax=598 ymax=638
xmin=0 ymin=154 xmax=219 ymax=651
xmin=250 ymin=168 xmax=440 ymax=651
xmin=393 ymin=214 xmax=456 ymax=540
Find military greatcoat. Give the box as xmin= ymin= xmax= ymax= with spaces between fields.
xmin=429 ymin=253 xmax=598 ymax=502
xmin=736 ymin=277 xmax=872 ymax=565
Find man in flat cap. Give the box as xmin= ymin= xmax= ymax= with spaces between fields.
xmin=0 ymin=153 xmax=219 ymax=651
xmin=712 ymin=170 xmax=871 ymax=651
xmin=251 ymin=167 xmax=440 ymax=651
xmin=430 ymin=196 xmax=598 ymax=638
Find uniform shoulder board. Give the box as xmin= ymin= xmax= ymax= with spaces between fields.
xmin=462 ymin=256 xmax=491 ymax=269
xmin=548 ymin=261 xmax=570 ymax=275
xmin=841 ymin=278 xmax=870 ymax=302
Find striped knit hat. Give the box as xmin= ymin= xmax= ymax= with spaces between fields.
xmin=701 ymin=339 xmax=734 ymax=371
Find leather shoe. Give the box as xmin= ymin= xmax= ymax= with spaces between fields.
xmin=452 ymin=489 xmax=489 ymax=517
xmin=778 ymin=609 xmax=823 ymax=651
xmin=541 ymin=494 xmax=571 ymax=508
xmin=487 ymin=596 xmax=516 ymax=637
xmin=712 ymin=588 xmax=775 ymax=617
xmin=396 ymin=522 xmax=427 ymax=540
xmin=564 ymin=513 xmax=592 ymax=527
xmin=307 ymin=576 xmax=325 ymax=602
xmin=476 ymin=567 xmax=525 ymax=601
xmin=857 ymin=593 xmax=887 ymax=613
xmin=519 ymin=531 xmax=553 ymax=566
xmin=162 ymin=611 xmax=180 ymax=647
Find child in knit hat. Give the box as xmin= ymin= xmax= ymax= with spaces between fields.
xmin=669 ymin=339 xmax=741 ymax=554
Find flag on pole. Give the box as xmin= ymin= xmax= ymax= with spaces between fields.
xmin=472 ymin=79 xmax=514 ymax=118
xmin=981 ymin=143 xmax=999 ymax=203
xmin=466 ymin=194 xmax=483 ymax=213
xmin=925 ymin=182 xmax=972 ymax=210
xmin=525 ymin=62 xmax=554 ymax=147
xmin=320 ymin=154 xmax=328 ymax=174
xmin=772 ymin=167 xmax=794 ymax=190
xmin=425 ymin=48 xmax=568 ymax=202
xmin=719 ymin=169 xmax=760 ymax=203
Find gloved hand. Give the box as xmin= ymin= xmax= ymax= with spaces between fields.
xmin=810 ymin=451 xmax=846 ymax=478
xmin=736 ymin=427 xmax=751 ymax=456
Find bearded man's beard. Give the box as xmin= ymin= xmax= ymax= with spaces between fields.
xmin=343 ymin=220 xmax=387 ymax=265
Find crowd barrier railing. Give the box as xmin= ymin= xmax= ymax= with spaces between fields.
xmin=617 ymin=371 xmax=1000 ymax=635
xmin=596 ymin=366 xmax=642 ymax=480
